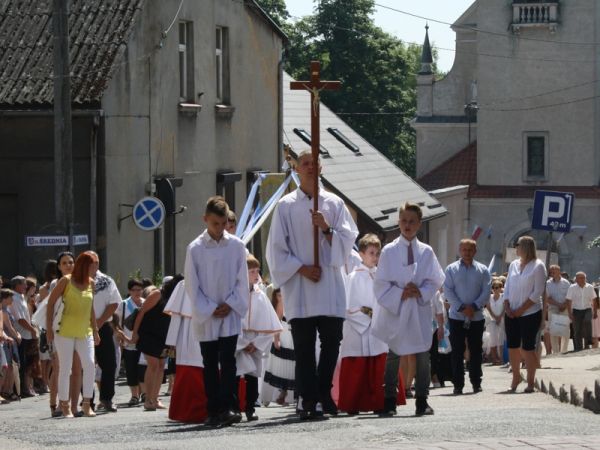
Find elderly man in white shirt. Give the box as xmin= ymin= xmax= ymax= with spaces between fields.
xmin=266 ymin=150 xmax=358 ymax=419
xmin=566 ymin=272 xmax=598 ymax=351
xmin=545 ymin=265 xmax=571 ymax=353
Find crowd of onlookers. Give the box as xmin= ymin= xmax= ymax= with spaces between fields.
xmin=0 ymin=241 xmax=598 ymax=419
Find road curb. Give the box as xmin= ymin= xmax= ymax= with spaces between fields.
xmin=535 ymin=375 xmax=600 ymax=414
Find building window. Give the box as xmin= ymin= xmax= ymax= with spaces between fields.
xmin=523 ymin=132 xmax=548 ymax=180
xmin=216 ymin=171 xmax=241 ymax=211
xmin=327 ymin=127 xmax=361 ymax=155
xmin=292 ymin=128 xmax=331 ymax=158
xmin=216 ymin=26 xmax=230 ymax=104
xmin=178 ymin=21 xmax=194 ymax=102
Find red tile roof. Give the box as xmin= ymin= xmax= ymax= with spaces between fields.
xmin=418 ymin=141 xmax=477 ymax=191
xmin=418 ymin=141 xmax=600 ymax=199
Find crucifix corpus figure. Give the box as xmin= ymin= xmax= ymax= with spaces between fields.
xmin=289 ymin=61 xmax=341 ymax=266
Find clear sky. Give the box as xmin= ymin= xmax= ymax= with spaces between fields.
xmin=284 ymin=0 xmax=475 ymax=72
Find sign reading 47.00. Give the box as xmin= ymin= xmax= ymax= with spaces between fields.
xmin=531 ymin=190 xmax=574 ymax=233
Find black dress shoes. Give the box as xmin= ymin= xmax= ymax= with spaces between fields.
xmin=218 ymin=410 xmax=242 ymax=428
xmin=415 ymin=397 xmax=434 ymax=416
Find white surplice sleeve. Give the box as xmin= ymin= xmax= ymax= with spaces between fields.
xmin=415 ymin=247 xmax=445 ymax=307
xmin=184 ymin=243 xmax=218 ymax=324
xmin=266 ymin=203 xmax=304 ymax=287
xmin=320 ymin=201 xmax=359 ymax=268
xmin=345 ymin=271 xmax=372 ymax=334
xmin=374 ymin=247 xmax=408 ymax=316
xmin=225 ymin=244 xmax=250 ymax=317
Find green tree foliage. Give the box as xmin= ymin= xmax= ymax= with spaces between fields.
xmin=254 ymin=0 xmax=290 ymax=28
xmin=256 ymin=0 xmax=432 ymax=176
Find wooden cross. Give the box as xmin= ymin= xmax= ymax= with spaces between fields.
xmin=290 ymin=61 xmax=341 ymax=267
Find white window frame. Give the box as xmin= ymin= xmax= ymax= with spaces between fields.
xmin=178 ymin=21 xmax=194 ymax=102
xmin=522 ymin=131 xmax=549 ymax=181
xmin=215 ymin=26 xmax=229 ymax=104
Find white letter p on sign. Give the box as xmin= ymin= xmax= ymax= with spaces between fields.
xmin=541 ymin=196 xmax=565 ymax=227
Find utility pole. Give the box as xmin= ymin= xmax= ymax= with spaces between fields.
xmin=53 ymin=0 xmax=74 ymax=252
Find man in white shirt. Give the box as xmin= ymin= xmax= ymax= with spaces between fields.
xmin=266 ymin=150 xmax=358 ymax=419
xmin=90 ymin=254 xmax=122 ymax=411
xmin=10 ymin=276 xmax=37 ymax=397
xmin=566 ymin=272 xmax=598 ymax=351
xmin=545 ymin=265 xmax=571 ymax=353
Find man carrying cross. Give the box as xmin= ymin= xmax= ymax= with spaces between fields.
xmin=266 ymin=149 xmax=358 ymax=419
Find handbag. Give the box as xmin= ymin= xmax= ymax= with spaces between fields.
xmin=123 ymin=307 xmax=140 ymax=331
xmin=52 ymin=296 xmax=64 ymax=332
xmin=31 ymin=295 xmax=64 ymax=332
xmin=549 ymin=313 xmax=570 ymax=337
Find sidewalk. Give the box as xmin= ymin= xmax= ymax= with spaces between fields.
xmin=535 ymin=348 xmax=600 ymax=413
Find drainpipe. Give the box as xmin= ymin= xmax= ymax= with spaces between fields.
xmin=90 ymin=114 xmax=100 ymax=250
xmin=277 ymin=48 xmax=287 ymax=172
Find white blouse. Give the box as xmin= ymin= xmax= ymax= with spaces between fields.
xmin=503 ymin=259 xmax=547 ymax=316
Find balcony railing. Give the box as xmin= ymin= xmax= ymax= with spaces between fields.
xmin=512 ymin=2 xmax=558 ymax=33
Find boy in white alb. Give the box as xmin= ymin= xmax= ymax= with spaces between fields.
xmin=372 ymin=202 xmax=445 ymax=416
xmin=236 ymin=255 xmax=282 ymax=421
xmin=184 ymin=196 xmax=249 ymax=428
xmin=338 ymin=234 xmax=392 ymax=414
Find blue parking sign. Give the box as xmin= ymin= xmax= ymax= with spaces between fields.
xmin=133 ymin=197 xmax=166 ymax=231
xmin=531 ymin=190 xmax=574 ymax=232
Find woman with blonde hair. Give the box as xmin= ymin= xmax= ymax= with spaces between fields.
xmin=46 ymin=251 xmax=100 ymax=417
xmin=503 ymin=236 xmax=546 ymax=393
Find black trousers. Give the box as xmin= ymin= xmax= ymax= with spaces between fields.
xmin=238 ymin=375 xmax=258 ymax=414
xmin=95 ymin=323 xmax=116 ymax=402
xmin=200 ymin=335 xmax=238 ymax=415
xmin=572 ymin=308 xmax=592 ymax=351
xmin=449 ymin=318 xmax=484 ymax=389
xmin=123 ymin=349 xmax=145 ymax=386
xmin=290 ymin=316 xmax=343 ymax=405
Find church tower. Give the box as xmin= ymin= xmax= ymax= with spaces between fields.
xmin=416 ymin=25 xmax=434 ymax=117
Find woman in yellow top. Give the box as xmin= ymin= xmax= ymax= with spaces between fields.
xmin=46 ymin=251 xmax=100 ymax=418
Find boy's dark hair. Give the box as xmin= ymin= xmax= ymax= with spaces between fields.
xmin=358 ymin=233 xmax=381 ymax=252
xmin=205 ymin=196 xmax=229 ymax=217
xmin=128 ymin=278 xmax=144 ymax=290
xmin=247 ymin=254 xmax=261 ymax=270
xmin=399 ymin=202 xmax=423 ymax=221
xmin=0 ymin=288 xmax=14 ymax=300
xmin=141 ymin=277 xmax=153 ymax=288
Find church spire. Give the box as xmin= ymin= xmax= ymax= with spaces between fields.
xmin=419 ymin=24 xmax=433 ymax=75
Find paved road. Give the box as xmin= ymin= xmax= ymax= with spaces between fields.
xmin=2 ymin=364 xmax=600 ymax=449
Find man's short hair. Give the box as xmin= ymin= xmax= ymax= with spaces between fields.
xmin=576 ymin=271 xmax=586 ymax=278
xmin=227 ymin=210 xmax=237 ymax=223
xmin=0 ymin=288 xmax=14 ymax=300
xmin=247 ymin=254 xmax=261 ymax=270
xmin=205 ymin=196 xmax=229 ymax=217
xmin=10 ymin=275 xmax=25 ymax=288
xmin=358 ymin=233 xmax=381 ymax=252
xmin=549 ymin=264 xmax=561 ymax=271
xmin=459 ymin=238 xmax=477 ymax=249
xmin=297 ymin=149 xmax=316 ymax=162
xmin=399 ymin=202 xmax=423 ymax=221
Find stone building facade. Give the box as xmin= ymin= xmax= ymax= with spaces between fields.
xmin=414 ymin=0 xmax=600 ymax=278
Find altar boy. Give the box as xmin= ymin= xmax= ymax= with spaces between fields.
xmin=236 ymin=255 xmax=283 ymax=421
xmin=184 ymin=196 xmax=249 ymax=428
xmin=338 ymin=234 xmax=397 ymax=414
xmin=372 ymin=202 xmax=445 ymax=416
